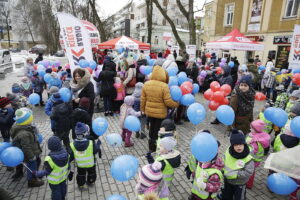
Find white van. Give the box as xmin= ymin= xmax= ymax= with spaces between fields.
xmin=0 ymin=49 xmax=12 ymax=64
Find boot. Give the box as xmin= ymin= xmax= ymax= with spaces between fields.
xmin=121 ymin=130 xmax=126 ymax=142
xmin=210 ymin=118 xmax=220 ymax=125
xmin=125 ymin=132 xmax=134 ymax=147
xmin=135 ymin=131 xmax=140 ymax=138
xmin=12 ymin=165 xmax=23 ymax=180
xmin=140 ymin=132 xmax=146 ymax=139
xmin=28 ymin=178 xmax=44 ymax=188
xmin=148 ymin=139 xmax=157 ymax=152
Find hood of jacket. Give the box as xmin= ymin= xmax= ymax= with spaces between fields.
xmin=154 ymin=58 xmax=165 ymax=66
xmin=73 ymin=138 xmax=89 ymax=151
xmin=222 ymin=65 xmax=231 ymax=77
xmin=49 ymin=149 xmax=69 ymax=167
xmin=151 ymin=66 xmax=168 ymax=83
xmin=11 ymin=124 xmax=34 ymax=138
xmin=124 ymin=95 xmax=135 ymax=106
xmin=281 ymin=134 xmax=300 ymax=148
xmin=132 ymin=82 xmax=144 ymax=98
xmin=250 ymin=132 xmax=271 ymax=148
xmin=70 ymin=68 xmax=91 ymax=90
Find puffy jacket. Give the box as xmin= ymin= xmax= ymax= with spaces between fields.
xmin=219 ymin=65 xmax=233 ymax=86
xmin=141 ymin=66 xmax=179 ymax=119
xmin=0 ymin=107 xmax=15 ymax=134
xmin=11 ymin=124 xmax=42 ymax=162
xmin=50 ymin=102 xmax=72 ymax=132
xmin=96 ymin=66 xmax=116 ymax=98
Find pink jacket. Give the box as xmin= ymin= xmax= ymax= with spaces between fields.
xmin=114 ymin=83 xmax=125 ymax=101
xmin=248 ymin=131 xmax=270 ymax=167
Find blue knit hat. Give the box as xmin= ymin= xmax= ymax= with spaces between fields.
xmin=75 ymin=122 xmax=89 ymax=138
xmin=240 ymin=75 xmax=252 ymax=87
xmin=230 ymin=129 xmax=246 ymax=145
xmin=48 ymin=136 xmax=62 ymax=151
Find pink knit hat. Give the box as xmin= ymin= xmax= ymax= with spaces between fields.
xmin=139 ymin=162 xmax=163 ymax=188
xmin=250 ymin=119 xmax=266 ymax=133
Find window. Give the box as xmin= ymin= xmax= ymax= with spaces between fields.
xmin=284 ymin=0 xmax=300 ymax=18
xmin=130 ymin=14 xmax=134 ymax=20
xmin=224 ymin=3 xmax=234 ymax=26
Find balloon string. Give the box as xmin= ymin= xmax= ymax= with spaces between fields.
xmin=22 ymin=162 xmax=33 ymax=173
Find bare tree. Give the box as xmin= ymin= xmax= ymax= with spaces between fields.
xmin=176 ymin=0 xmax=196 ymax=44
xmin=88 ymin=0 xmax=107 ymax=42
xmin=1 ymin=4 xmax=11 ymax=48
xmin=145 ymin=0 xmax=153 ymax=44
xmin=152 ymin=0 xmax=186 ymax=50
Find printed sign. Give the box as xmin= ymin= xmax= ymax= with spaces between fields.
xmin=289 ymin=25 xmax=300 ymax=70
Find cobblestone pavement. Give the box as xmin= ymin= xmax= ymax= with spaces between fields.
xmin=0 ymin=68 xmax=288 ymax=200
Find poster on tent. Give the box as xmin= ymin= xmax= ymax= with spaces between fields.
xmin=250 ymin=0 xmax=263 ymax=22
xmin=57 ymin=12 xmax=93 ymax=72
xmin=186 ymin=45 xmax=197 ymax=60
xmin=289 ymin=24 xmax=300 ymax=70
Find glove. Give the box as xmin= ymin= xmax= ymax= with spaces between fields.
xmin=68 ymin=171 xmax=74 ymax=181
xmin=146 ymin=152 xmax=154 ymax=164
xmin=185 ymin=165 xmax=192 ymax=180
xmin=196 ymin=178 xmax=207 ymax=190
xmin=236 ymin=160 xmax=245 ymax=168
xmin=98 ymin=148 xmax=102 ymax=159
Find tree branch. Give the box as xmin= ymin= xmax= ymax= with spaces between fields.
xmin=176 ymin=0 xmax=188 ymax=20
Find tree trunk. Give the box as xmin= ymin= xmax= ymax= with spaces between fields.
xmin=153 ymin=0 xmax=186 ymax=50
xmin=4 ymin=15 xmax=11 ymax=48
xmin=88 ymin=0 xmax=107 ymax=42
xmin=146 ymin=0 xmax=153 ymax=44
xmin=188 ymin=0 xmax=196 ymax=44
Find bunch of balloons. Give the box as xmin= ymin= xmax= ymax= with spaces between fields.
xmin=110 ymin=155 xmax=139 ymax=182
xmin=264 ymin=107 xmax=288 ymax=127
xmin=204 ymin=82 xmax=231 ymax=111
xmin=78 ymin=59 xmax=97 ymax=74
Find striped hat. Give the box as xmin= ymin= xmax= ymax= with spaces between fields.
xmin=139 ymin=162 xmax=163 ymax=188
xmin=0 ymin=97 xmax=12 ymax=108
xmin=14 ymin=108 xmax=33 ymax=125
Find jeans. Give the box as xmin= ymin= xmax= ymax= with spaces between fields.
xmin=49 ymin=181 xmax=67 ymax=200
xmin=148 ymin=117 xmax=163 ymax=152
xmin=26 ymin=157 xmax=41 ymax=180
xmin=103 ymin=96 xmax=112 ymax=112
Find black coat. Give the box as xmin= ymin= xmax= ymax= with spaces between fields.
xmin=176 ymin=61 xmax=186 ymax=73
xmin=78 ymin=82 xmax=95 ymax=116
xmin=97 ymin=69 xmax=116 ymax=99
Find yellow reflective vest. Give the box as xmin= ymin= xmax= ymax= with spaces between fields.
xmin=44 ymin=156 xmax=69 ymax=185
xmin=70 ymin=140 xmax=94 ymax=168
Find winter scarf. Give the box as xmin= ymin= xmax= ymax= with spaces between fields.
xmin=229 ymin=144 xmax=250 ymax=159
xmin=236 ymin=87 xmax=255 ymax=116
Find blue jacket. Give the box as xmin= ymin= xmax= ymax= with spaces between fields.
xmin=0 ymin=107 xmax=15 ymax=133
xmin=133 ymin=98 xmax=141 ymax=112
xmin=45 ymin=94 xmax=64 ymax=130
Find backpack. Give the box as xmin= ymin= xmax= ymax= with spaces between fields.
xmin=51 ymin=102 xmax=72 ymax=132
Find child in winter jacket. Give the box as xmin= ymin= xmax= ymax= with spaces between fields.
xmin=257 ymin=101 xmax=273 ymax=134
xmin=120 ymin=95 xmax=141 ymax=147
xmin=113 ymin=77 xmax=125 ymax=113
xmin=221 ymin=129 xmax=254 ymax=200
xmin=34 ymin=136 xmax=70 ymax=200
xmin=70 ymin=122 xmax=99 ymax=188
xmin=133 ymin=82 xmax=146 ymax=139
xmin=136 ymin=162 xmax=169 ymax=200
xmin=31 ymin=71 xmax=45 ymax=106
xmin=20 ymin=76 xmax=33 ymax=97
xmin=11 ymin=108 xmax=44 ymax=188
xmin=285 ymin=89 xmax=300 ymax=113
xmin=274 ymin=84 xmax=289 ymax=110
xmin=156 ymin=119 xmax=177 ymax=152
xmin=246 ymin=120 xmax=270 ymax=189
xmin=0 ymin=97 xmax=14 ymax=142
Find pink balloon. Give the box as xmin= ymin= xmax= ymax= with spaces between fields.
xmin=140 ymin=65 xmax=146 ymax=74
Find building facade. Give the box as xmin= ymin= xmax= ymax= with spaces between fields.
xmin=202 ymin=0 xmax=300 ymax=66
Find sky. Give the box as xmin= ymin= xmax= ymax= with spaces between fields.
xmin=97 ymin=0 xmax=207 ymax=18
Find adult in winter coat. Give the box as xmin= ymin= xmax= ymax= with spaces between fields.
xmin=175 ymin=56 xmax=186 ymax=73
xmin=219 ymin=65 xmax=233 ymax=87
xmin=70 ymin=68 xmax=95 ymax=116
xmin=154 ymin=52 xmax=165 ymax=66
xmin=123 ymin=57 xmax=136 ymax=95
xmin=162 ymin=54 xmax=178 ymax=71
xmin=230 ymin=75 xmax=255 ymax=134
xmin=247 ymin=59 xmax=259 ymax=89
xmin=186 ymin=59 xmax=199 ymax=83
xmin=31 ymin=71 xmax=45 ymax=106
xmin=34 ymin=53 xmax=43 ymax=64
xmin=231 ymin=59 xmax=239 ymax=85
xmin=136 ymin=54 xmax=147 ymax=83
xmin=141 ymin=66 xmax=179 ymax=152
xmin=96 ymin=61 xmax=117 ymax=116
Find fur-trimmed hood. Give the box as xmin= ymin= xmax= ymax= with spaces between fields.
xmin=70 ymin=68 xmax=91 ymax=91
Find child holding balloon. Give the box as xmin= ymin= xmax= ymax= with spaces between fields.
xmin=31 ymin=71 xmax=45 ymax=106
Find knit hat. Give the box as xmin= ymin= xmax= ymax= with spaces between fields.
xmin=139 ymin=162 xmax=163 ymax=188
xmin=230 ymin=129 xmax=246 ymax=145
xmin=132 ymin=82 xmax=144 ymax=98
xmin=250 ymin=119 xmax=266 ymax=133
xmin=124 ymin=95 xmax=135 ymax=106
xmin=240 ymin=75 xmax=252 ymax=87
xmin=79 ymin=97 xmax=90 ymax=109
xmin=6 ymin=93 xmax=19 ymax=103
xmin=49 ymin=86 xmax=59 ymax=95
xmin=46 ymin=68 xmax=52 ymax=74
xmin=75 ymin=122 xmax=89 ymax=138
xmin=52 ymin=92 xmax=61 ymax=100
xmin=48 ymin=136 xmax=62 ymax=152
xmin=21 ymin=77 xmax=29 ymax=83
xmin=290 ymin=90 xmax=300 ymax=99
xmin=160 ymin=119 xmax=176 ymax=132
xmin=15 ymin=108 xmax=33 ymax=125
xmin=290 ymin=102 xmax=300 ymax=116
xmin=0 ymin=97 xmax=12 ymax=108
xmin=159 ymin=137 xmax=177 ymax=151
xmin=12 ymin=83 xmax=21 ymax=93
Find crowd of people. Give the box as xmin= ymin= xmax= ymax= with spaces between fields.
xmin=0 ymin=48 xmax=299 ymax=200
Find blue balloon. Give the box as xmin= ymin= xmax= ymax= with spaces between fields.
xmin=259 ymin=65 xmax=266 ymax=71
xmin=168 ymin=76 xmax=178 ymax=87
xmin=180 ymin=94 xmax=195 ymax=106
xmin=264 ymin=107 xmax=276 ymax=122
xmin=92 ymin=117 xmax=108 ymax=136
xmin=59 ymin=88 xmax=71 ymax=102
xmin=267 ymin=173 xmax=297 ymax=195
xmin=148 ymin=59 xmax=155 ymax=66
xmin=216 ymin=105 xmax=235 ymax=125
xmin=79 ymin=59 xmax=90 ymax=68
xmin=38 ymin=70 xmax=46 ymax=77
xmin=146 ymin=55 xmax=151 ymax=61
xmin=89 ymin=60 xmax=97 ymax=70
xmin=192 ymin=84 xmax=199 ymax=94
xmin=118 ymin=48 xmax=124 ymax=54
xmin=28 ymin=93 xmax=40 ymax=105
xmin=0 ymin=142 xmax=12 ymax=158
xmin=228 ymin=61 xmax=234 ymax=68
xmin=106 ymin=194 xmax=127 ymax=200
xmin=290 ymin=116 xmax=300 ymax=138
xmin=170 ymin=86 xmax=182 ymax=101
xmin=167 ymin=67 xmax=178 ymax=76
xmin=44 ymin=74 xmax=53 ymax=84
xmin=190 ymin=132 xmax=218 ymax=162
xmin=144 ymin=66 xmax=153 ymax=76
xmin=187 ymin=103 xmax=206 ymax=125
xmin=178 ymin=72 xmax=188 ymax=85
xmin=38 ymin=61 xmax=43 ymax=66
xmin=272 ymin=108 xmax=288 ymax=128
xmin=106 ymin=134 xmax=122 ymax=147
xmin=111 ymin=155 xmax=139 ymax=182
xmin=293 ymin=68 xmax=300 ymax=74
xmin=124 ymin=116 xmax=141 ymax=132
xmin=37 ymin=134 xmax=43 ymax=144
xmin=0 ymin=147 xmax=24 ymax=167
xmin=133 ymin=54 xmax=138 ymax=60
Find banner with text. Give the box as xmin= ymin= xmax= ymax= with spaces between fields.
xmin=57 ymin=12 xmax=93 ymax=72
xmin=289 ymin=24 xmax=300 ymax=70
